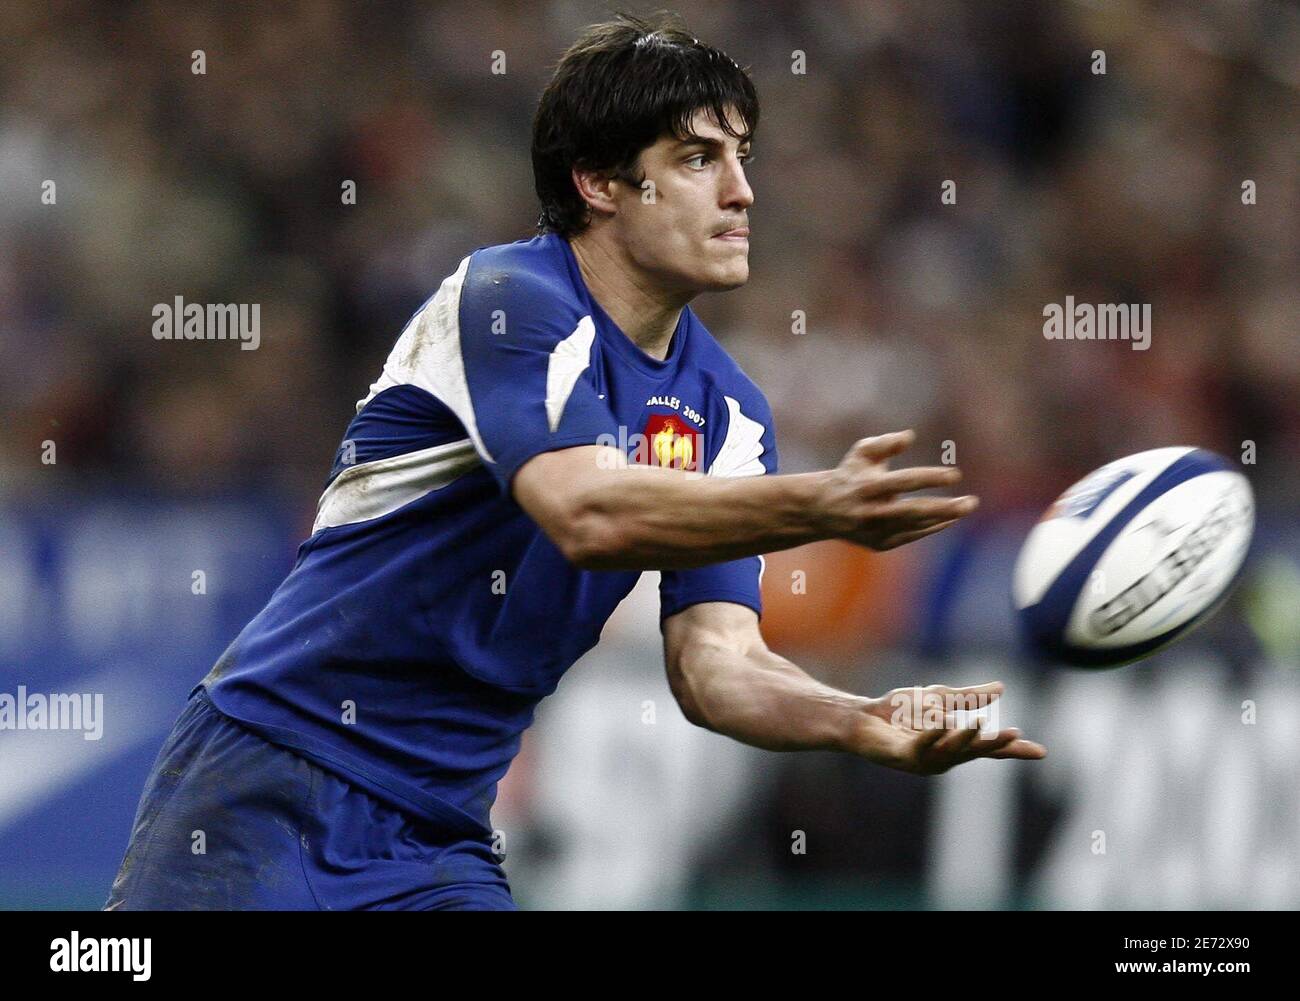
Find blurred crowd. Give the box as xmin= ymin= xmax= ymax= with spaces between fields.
xmin=1 ymin=0 xmax=1296 ymax=519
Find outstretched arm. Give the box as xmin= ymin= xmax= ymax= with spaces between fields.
xmin=513 ymin=429 xmax=978 ymax=571
xmin=661 ymin=601 xmax=1046 ymax=773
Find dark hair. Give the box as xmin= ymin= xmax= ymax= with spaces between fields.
xmin=531 ymin=12 xmax=759 ymax=238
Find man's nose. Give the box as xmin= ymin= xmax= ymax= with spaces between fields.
xmin=720 ymin=158 xmax=754 ymax=210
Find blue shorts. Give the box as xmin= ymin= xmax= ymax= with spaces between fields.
xmin=105 ymin=687 xmax=515 ymax=911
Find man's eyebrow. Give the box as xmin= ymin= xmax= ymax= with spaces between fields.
xmin=672 ymin=133 xmax=754 ymax=151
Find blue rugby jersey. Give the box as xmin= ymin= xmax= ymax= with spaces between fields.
xmin=199 ymin=232 xmax=778 ymax=836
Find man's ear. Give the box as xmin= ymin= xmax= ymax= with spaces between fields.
xmin=571 ymin=165 xmax=621 ymax=223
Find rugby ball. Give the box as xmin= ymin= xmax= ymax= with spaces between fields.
xmin=1013 ymin=447 xmax=1254 ymax=667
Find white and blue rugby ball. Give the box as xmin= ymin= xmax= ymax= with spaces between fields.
xmin=1013 ymin=447 xmax=1254 ymax=667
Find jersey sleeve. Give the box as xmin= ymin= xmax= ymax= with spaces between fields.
xmin=453 ymin=254 xmax=620 ymax=496
xmin=659 ymin=387 xmax=779 ymax=623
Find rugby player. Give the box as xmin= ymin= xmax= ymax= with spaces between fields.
xmin=106 ymin=13 xmax=1045 ymax=912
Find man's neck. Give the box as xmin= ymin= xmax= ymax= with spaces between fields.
xmin=568 ymin=231 xmax=690 ymax=361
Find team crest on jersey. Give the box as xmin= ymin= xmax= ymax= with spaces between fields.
xmin=642 ymin=413 xmax=702 ymax=471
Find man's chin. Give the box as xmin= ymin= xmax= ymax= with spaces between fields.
xmin=664 ymin=257 xmax=749 ymax=295
xmin=697 ymin=262 xmax=749 ymax=292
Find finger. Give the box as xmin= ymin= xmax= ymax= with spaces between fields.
xmin=942 ymin=732 xmax=1019 ymax=767
xmin=983 ymin=738 xmax=1047 ymax=760
xmin=927 ymin=681 xmax=1005 ymax=701
xmin=878 ymin=519 xmax=961 ymax=549
xmin=853 ymin=430 xmax=915 ymax=463
xmin=932 ymin=689 xmax=1005 ymax=721
xmin=871 ymin=466 xmax=962 ymax=496
xmin=931 ymin=721 xmax=984 ymax=756
xmin=970 ymin=727 xmax=1021 ymax=750
xmin=870 ymin=496 xmax=979 ymax=527
xmin=909 ymin=722 xmax=951 ymax=743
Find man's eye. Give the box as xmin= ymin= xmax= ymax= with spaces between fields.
xmin=684 ymin=151 xmax=753 ymax=169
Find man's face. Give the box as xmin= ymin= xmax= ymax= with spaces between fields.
xmin=611 ymin=107 xmax=754 ymax=294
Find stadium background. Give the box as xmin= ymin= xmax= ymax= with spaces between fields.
xmin=1 ymin=0 xmax=1297 ymax=909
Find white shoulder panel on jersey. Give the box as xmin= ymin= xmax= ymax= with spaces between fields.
xmin=545 ymin=315 xmax=597 ymax=432
xmin=312 ymin=438 xmax=481 ymax=532
xmin=708 ymin=395 xmax=767 ymax=478
xmin=707 ymin=395 xmax=768 ymax=592
xmin=356 ymin=255 xmax=495 ymax=464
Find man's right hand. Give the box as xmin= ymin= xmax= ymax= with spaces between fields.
xmin=816 ymin=429 xmax=978 ymax=551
